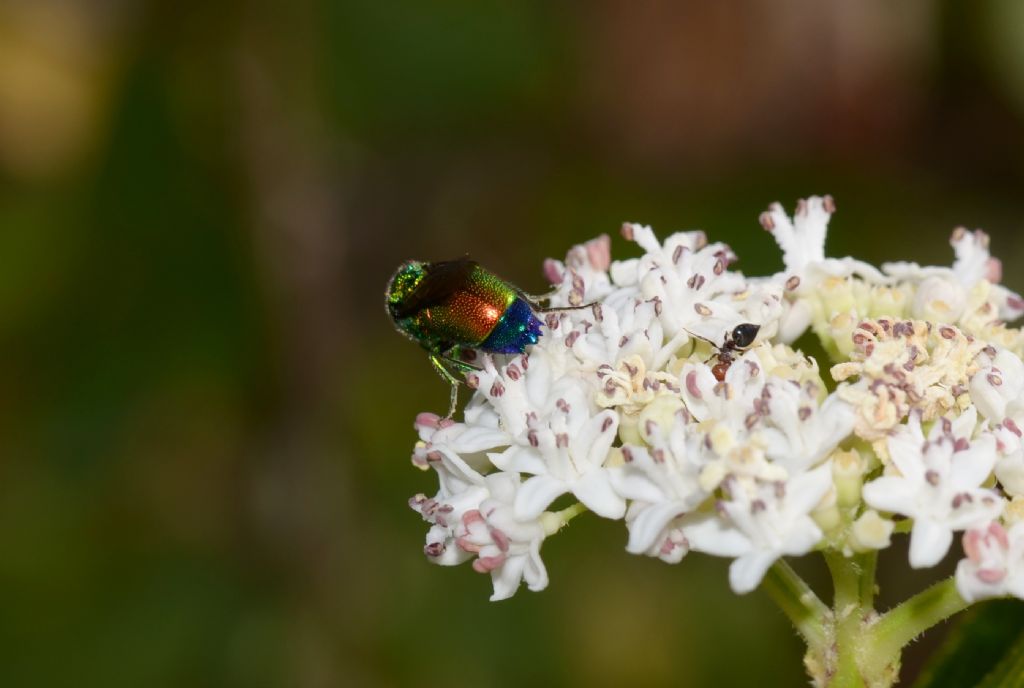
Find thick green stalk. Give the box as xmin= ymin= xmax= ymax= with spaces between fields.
xmin=762 ymin=560 xmax=829 ymax=649
xmin=866 ymin=577 xmax=969 ymax=672
xmin=826 ymin=552 xmax=868 ymax=688
xmin=858 ymin=552 xmax=878 ymax=611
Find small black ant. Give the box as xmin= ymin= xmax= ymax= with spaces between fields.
xmin=687 ymin=323 xmax=761 ymax=381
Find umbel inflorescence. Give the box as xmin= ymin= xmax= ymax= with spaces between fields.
xmin=404 ymin=197 xmax=1024 ymax=686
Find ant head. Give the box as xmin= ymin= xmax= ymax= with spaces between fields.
xmin=730 ymin=323 xmax=760 ymax=349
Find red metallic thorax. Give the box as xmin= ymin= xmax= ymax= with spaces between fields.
xmin=420 ymin=264 xmax=516 ymax=345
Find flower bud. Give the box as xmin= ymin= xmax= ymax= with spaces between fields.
xmin=637 ymin=396 xmax=687 ymax=443
xmin=850 ymin=510 xmax=895 ymax=551
xmin=832 ymin=448 xmax=864 ymax=508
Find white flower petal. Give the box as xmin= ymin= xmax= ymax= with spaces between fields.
xmin=950 ymin=436 xmax=998 ymax=490
xmin=729 ymin=550 xmax=779 ymax=594
xmin=609 ymin=464 xmax=668 ymax=504
xmin=489 ymin=554 xmax=527 ymax=601
xmin=571 ymin=411 xmax=618 ymax=470
xmin=785 ymin=462 xmax=834 ymax=516
xmin=489 ymin=446 xmax=545 ymax=474
xmin=627 ymin=501 xmax=690 ymax=555
xmin=863 ymin=477 xmax=920 ymax=516
xmin=909 ymin=519 xmax=954 ymax=568
xmin=514 ymin=474 xmax=569 ymax=520
xmin=572 ymin=468 xmax=627 ymax=519
xmin=683 ymin=513 xmax=751 ymax=558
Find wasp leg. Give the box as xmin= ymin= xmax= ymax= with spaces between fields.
xmin=533 ymin=303 xmax=597 ymax=314
xmin=520 ymin=290 xmax=598 ymax=314
xmin=440 ymin=352 xmax=482 ymax=373
xmin=429 ymin=354 xmax=463 ymax=419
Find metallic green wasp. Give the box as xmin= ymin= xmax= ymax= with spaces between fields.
xmin=386 ymin=257 xmax=571 ymax=417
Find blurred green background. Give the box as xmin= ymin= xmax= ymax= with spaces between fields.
xmin=2 ymin=2 xmax=1024 ymax=686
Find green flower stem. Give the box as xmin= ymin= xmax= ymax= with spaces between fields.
xmin=541 ymin=502 xmax=588 ymax=536
xmin=866 ymin=577 xmax=969 ymax=672
xmin=858 ymin=551 xmax=878 ymax=610
xmin=556 ymin=502 xmax=588 ymax=523
xmin=762 ymin=560 xmax=829 ymax=649
xmin=826 ymin=552 xmax=868 ymax=687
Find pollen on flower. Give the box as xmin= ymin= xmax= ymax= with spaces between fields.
xmin=832 ymin=319 xmax=984 ymax=444
xmin=402 ymin=194 xmax=1024 ymax=605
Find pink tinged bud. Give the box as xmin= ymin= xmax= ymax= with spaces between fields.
xmin=823 ymin=195 xmax=836 ymax=213
xmin=759 ymin=211 xmax=775 ymax=231
xmin=457 ymin=538 xmax=482 ymax=554
xmin=462 ymin=510 xmax=485 ymax=528
xmin=985 ymin=257 xmax=1003 ymax=284
xmin=490 ymin=381 xmax=505 ymax=397
xmin=543 ymin=258 xmax=564 ymax=285
xmin=977 ymin=568 xmax=1007 ymax=584
xmin=586 ymin=234 xmax=612 ymax=271
xmin=785 ymin=275 xmax=800 ymax=291
xmin=415 ymin=412 xmax=442 ymax=430
xmin=424 ymin=542 xmax=446 ymax=557
xmin=1009 ymin=295 xmax=1024 ymax=312
xmin=473 ymin=554 xmax=506 ymax=573
xmin=963 ymin=529 xmax=983 ymax=559
xmin=620 ymin=222 xmax=635 ymax=241
xmin=1005 ymin=418 xmax=1022 ymax=437
xmin=491 ymin=528 xmax=511 ymax=553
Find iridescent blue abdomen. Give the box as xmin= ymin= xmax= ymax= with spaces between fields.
xmin=479 ymin=296 xmax=544 ymax=354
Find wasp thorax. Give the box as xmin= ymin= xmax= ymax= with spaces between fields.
xmin=386 ymin=260 xmax=427 ymax=320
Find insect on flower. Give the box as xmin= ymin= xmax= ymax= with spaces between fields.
xmin=692 ymin=322 xmax=761 ymax=381
xmin=386 ymin=257 xmax=587 ymax=417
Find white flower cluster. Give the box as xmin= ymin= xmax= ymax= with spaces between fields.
xmin=407 ymin=196 xmax=1024 ymax=602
